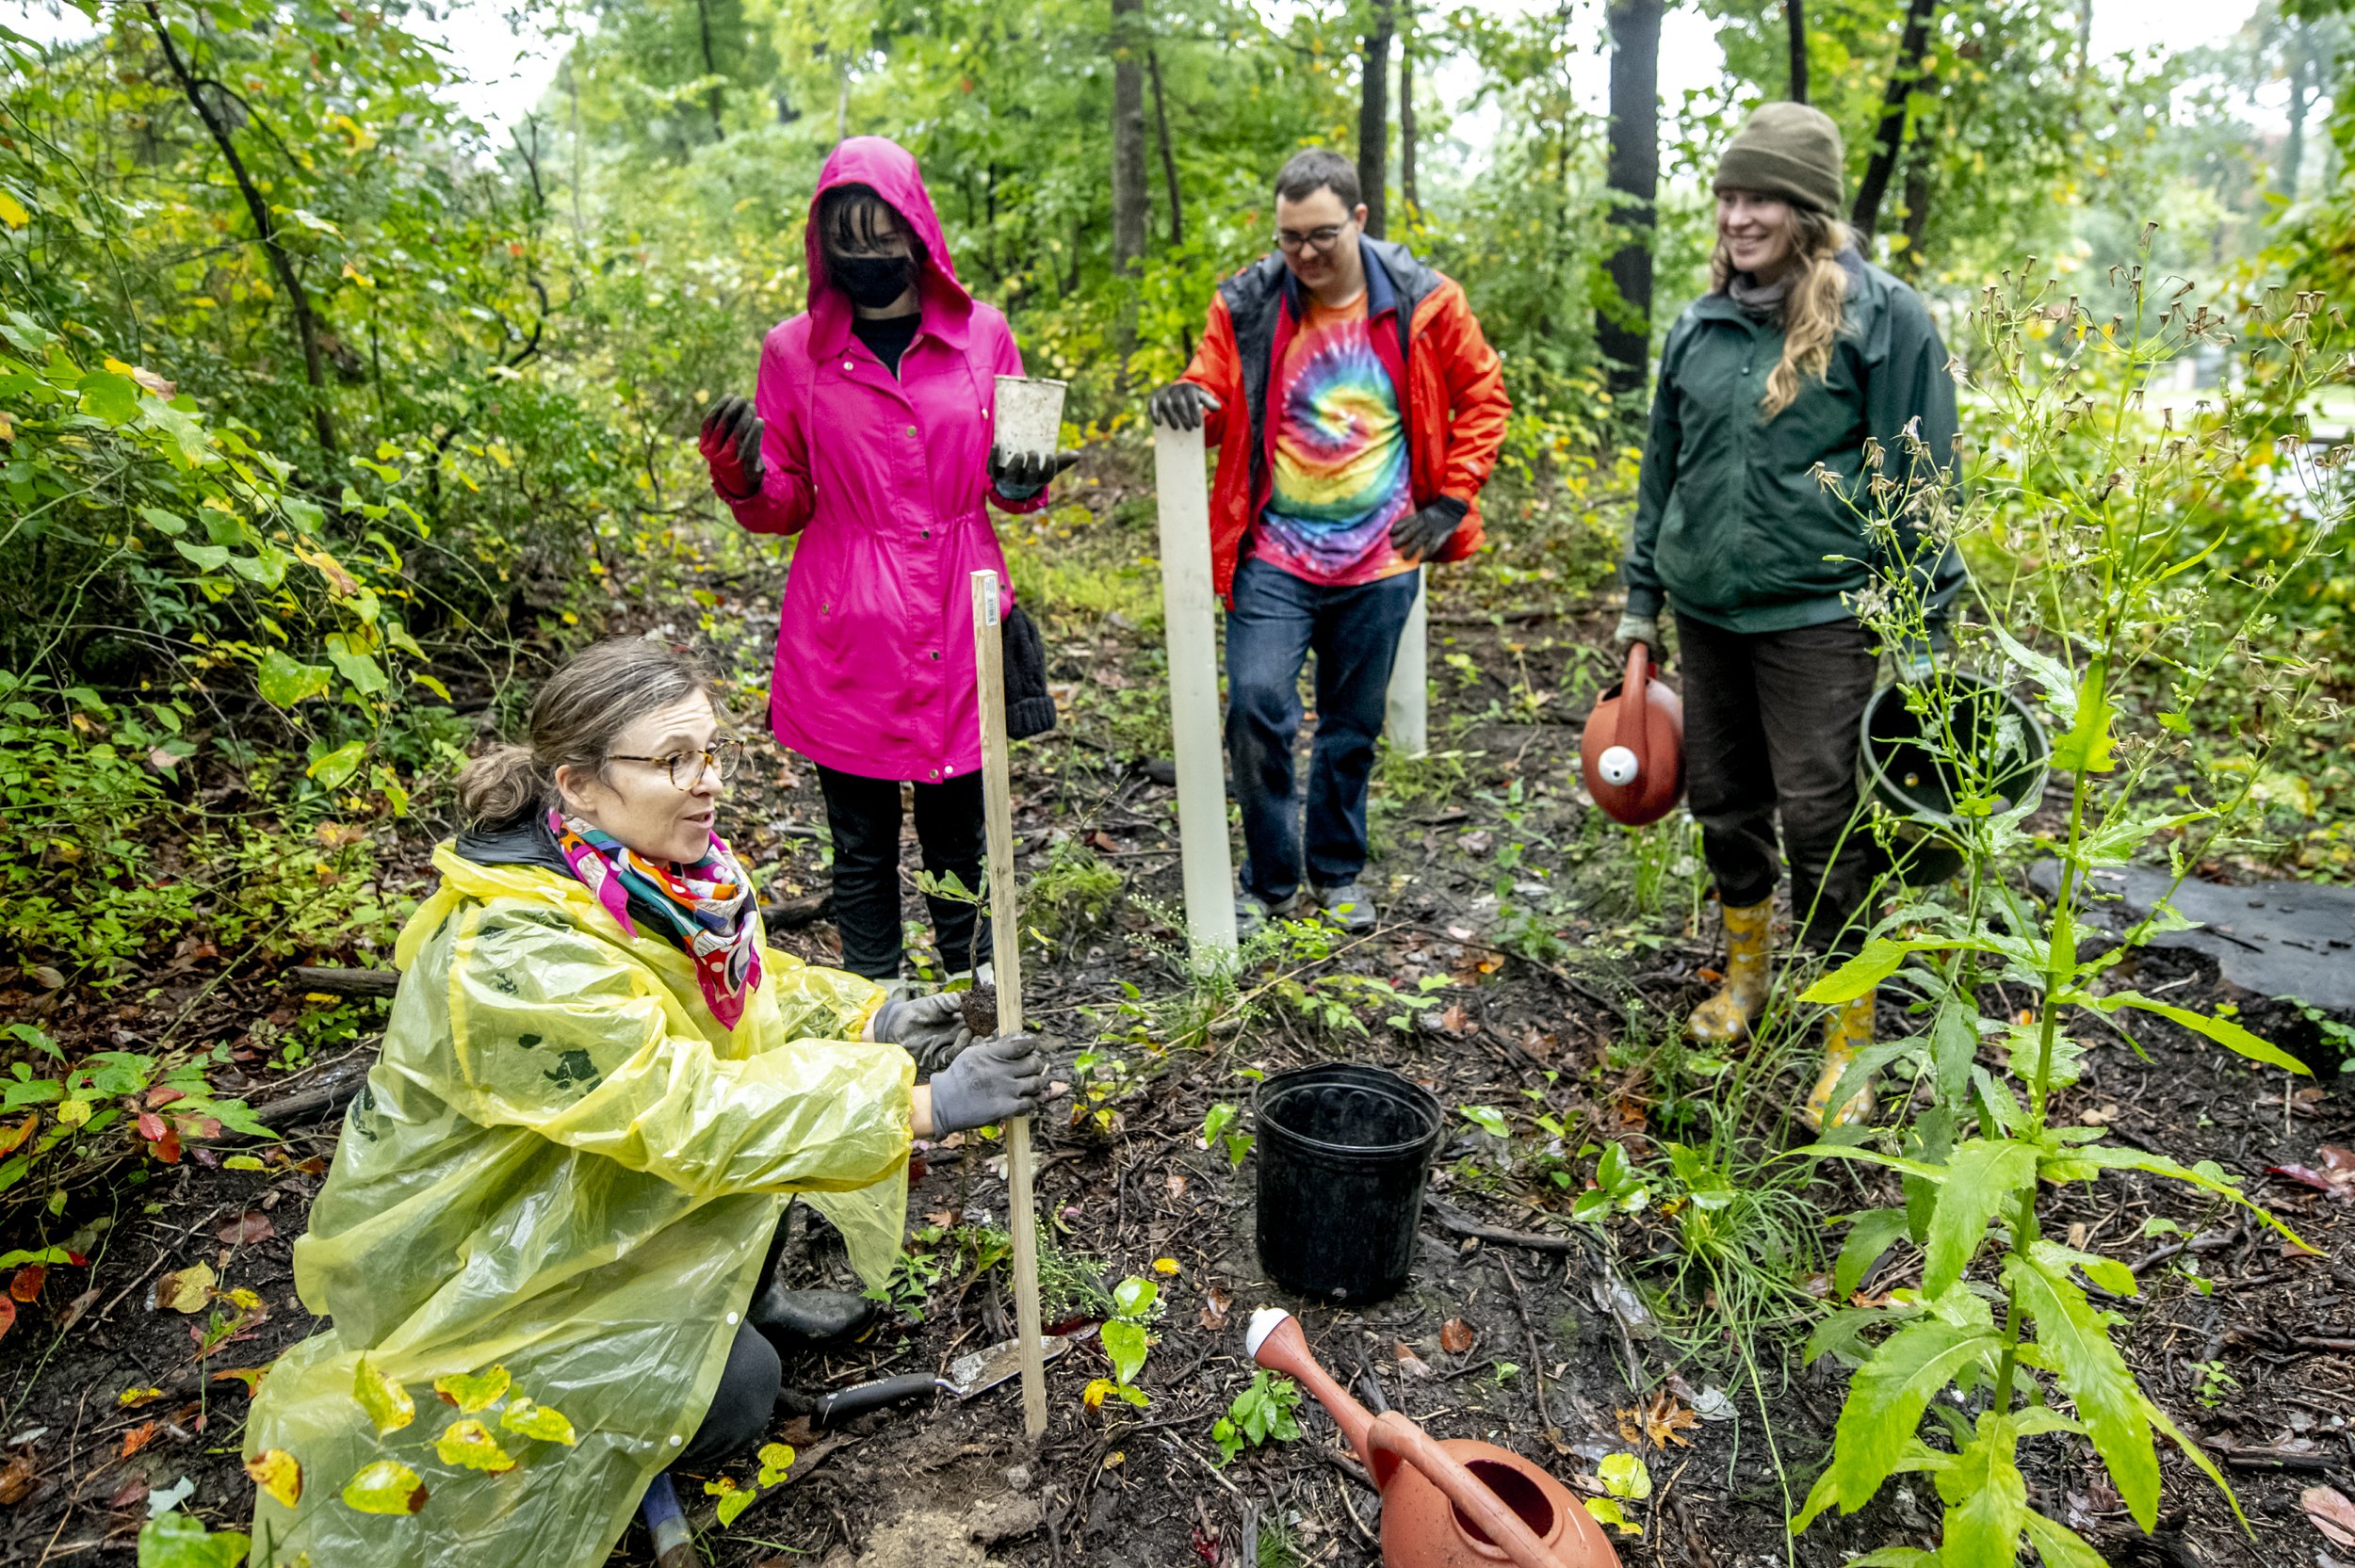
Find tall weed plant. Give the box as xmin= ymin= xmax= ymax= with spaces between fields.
xmin=1791 ymin=246 xmax=2341 ymax=1561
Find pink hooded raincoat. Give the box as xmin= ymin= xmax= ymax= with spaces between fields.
xmin=722 ymin=137 xmax=1047 ymax=784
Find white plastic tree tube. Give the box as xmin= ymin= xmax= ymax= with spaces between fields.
xmin=1385 ymin=566 xmax=1428 ymax=759
xmin=1151 ymin=423 xmax=1239 ymax=962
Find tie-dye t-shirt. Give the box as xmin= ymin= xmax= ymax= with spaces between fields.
xmin=1251 ymin=292 xmax=1415 ymax=587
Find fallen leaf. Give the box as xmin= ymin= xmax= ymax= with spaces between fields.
xmin=2305 ymin=1485 xmax=2355 ymax=1549
xmin=1163 ymin=1172 xmax=1188 ymax=1198
xmin=245 ymin=1449 xmax=301 ymax=1508
xmin=30 ymin=965 xmax=64 ymax=990
xmin=1152 ymin=1257 xmax=1180 ymax=1275
xmin=151 ymin=1263 xmax=216 ymax=1314
xmin=0 ymin=1451 xmax=37 ymax=1506
xmin=211 ymin=1367 xmax=268 ymax=1397
xmin=0 ymin=1114 xmax=37 ymax=1158
xmin=136 ymin=1110 xmax=167 ymax=1143
xmin=1198 ymin=1286 xmax=1232 ymax=1332
xmin=1617 ymin=1390 xmax=1699 ymax=1448
xmin=1696 ymin=966 xmax=1724 ymax=984
xmin=1438 ymin=1004 xmax=1478 ymax=1038
xmin=2268 ymin=1149 xmax=2355 ymax=1202
xmin=432 ymin=1418 xmax=516 ymax=1474
xmin=107 ymin=1478 xmax=147 ymax=1511
xmin=340 ymin=1459 xmax=428 ymax=1515
xmin=9 ymin=1265 xmax=43 ymax=1302
xmin=218 ymin=1212 xmax=275 ymax=1246
xmin=1087 ymin=830 xmax=1120 ymax=852
xmin=121 ymin=1422 xmax=159 ymax=1459
xmin=1439 ymin=1317 xmax=1476 ymax=1355
xmin=119 ymin=1386 xmax=165 ymax=1408
xmin=1393 ymin=1340 xmax=1433 ymax=1379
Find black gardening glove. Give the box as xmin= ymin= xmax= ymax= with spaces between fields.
xmin=1390 ymin=495 xmax=1469 ymax=562
xmin=698 ymin=395 xmax=764 ymax=502
xmin=1146 ymin=381 xmax=1220 ymax=431
xmin=989 ymin=446 xmax=1080 ymax=499
xmin=926 ymin=1032 xmax=1048 ymax=1134
xmin=871 ymin=991 xmax=975 ymax=1074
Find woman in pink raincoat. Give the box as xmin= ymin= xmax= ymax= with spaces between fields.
xmin=698 ymin=137 xmax=1073 ymax=987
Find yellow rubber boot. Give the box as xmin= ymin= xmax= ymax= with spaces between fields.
xmin=1804 ymin=988 xmax=1879 ymax=1131
xmin=1687 ymin=897 xmax=1774 ymax=1045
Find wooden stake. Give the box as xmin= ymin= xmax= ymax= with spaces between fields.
xmin=969 ymin=568 xmax=1048 ymax=1440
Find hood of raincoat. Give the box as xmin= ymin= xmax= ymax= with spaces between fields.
xmin=243 ymin=846 xmax=914 ymax=1568
xmin=804 ymin=136 xmax=969 ymax=350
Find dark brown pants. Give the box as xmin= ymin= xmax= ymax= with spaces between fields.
xmin=1674 ymin=614 xmax=1883 ymax=954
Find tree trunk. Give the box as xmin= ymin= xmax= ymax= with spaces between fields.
xmin=1356 ymin=0 xmax=1392 ymax=237
xmin=1146 ymin=45 xmax=1182 ymax=247
xmin=1850 ymin=0 xmax=1939 ymax=245
xmin=693 ymin=0 xmax=725 ymax=139
xmin=1399 ymin=10 xmax=1419 ymax=219
xmin=1110 ymin=0 xmax=1148 ymax=273
xmin=1598 ymin=0 xmax=1663 ymax=397
xmin=2280 ymin=30 xmax=2313 ymax=199
xmin=1786 ymin=0 xmax=1809 ymax=104
xmin=2076 ymin=0 xmax=2093 ymax=80
xmin=145 ymin=0 xmax=336 ymax=456
xmin=1897 ymin=155 xmax=1931 ymax=277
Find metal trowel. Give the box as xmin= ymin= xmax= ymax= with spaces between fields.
xmin=796 ymin=1334 xmax=1071 ymax=1429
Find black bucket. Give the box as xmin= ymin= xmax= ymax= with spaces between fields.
xmin=1859 ymin=670 xmax=2049 ymax=886
xmin=1253 ymin=1063 xmax=1444 ymax=1303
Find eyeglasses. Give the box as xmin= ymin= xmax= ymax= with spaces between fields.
xmin=609 ymin=737 xmax=742 ymax=790
xmin=1274 ymin=224 xmax=1350 ymax=255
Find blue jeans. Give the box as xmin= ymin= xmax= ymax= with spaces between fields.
xmin=1225 ymin=555 xmax=1421 ymax=904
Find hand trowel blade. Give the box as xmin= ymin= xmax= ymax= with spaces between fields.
xmin=946 ymin=1334 xmax=1068 ymax=1398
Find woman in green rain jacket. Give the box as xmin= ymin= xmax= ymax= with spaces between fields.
xmin=244 ymin=639 xmax=1047 ymax=1568
xmin=1613 ymin=104 xmax=1962 ymax=1133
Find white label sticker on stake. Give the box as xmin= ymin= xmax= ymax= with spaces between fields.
xmin=976 ymin=569 xmax=1000 ymax=625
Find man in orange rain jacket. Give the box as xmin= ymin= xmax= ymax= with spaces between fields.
xmin=1147 ymin=148 xmax=1510 ymax=936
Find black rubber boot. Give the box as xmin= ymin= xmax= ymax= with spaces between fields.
xmin=749 ymin=1285 xmax=878 ymax=1351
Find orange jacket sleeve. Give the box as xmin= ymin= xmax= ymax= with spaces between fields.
xmin=1178 ymin=294 xmax=1244 ymax=448
xmin=1428 ymin=283 xmax=1510 ymax=504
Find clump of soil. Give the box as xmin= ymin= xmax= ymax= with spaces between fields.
xmin=961 ymin=983 xmax=1000 ymax=1038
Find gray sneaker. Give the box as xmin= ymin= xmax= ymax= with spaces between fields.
xmin=1234 ymin=889 xmax=1307 ymax=937
xmin=1311 ymin=881 xmax=1377 ymax=933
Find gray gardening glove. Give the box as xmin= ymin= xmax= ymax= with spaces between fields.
xmin=1389 ymin=495 xmax=1468 ymax=561
xmin=1146 ymin=381 xmax=1220 ymax=431
xmin=925 ymin=1031 xmax=1047 ymax=1135
xmin=1612 ymin=612 xmax=1659 ymax=655
xmin=989 ymin=446 xmax=1080 ymax=500
xmin=871 ymin=991 xmax=974 ymax=1074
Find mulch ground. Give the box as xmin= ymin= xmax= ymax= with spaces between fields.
xmin=4 ymin=486 xmax=2350 ymax=1568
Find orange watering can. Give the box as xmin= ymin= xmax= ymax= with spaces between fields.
xmin=1579 ymin=642 xmax=1683 ymax=829
xmin=1246 ymin=1309 xmax=1621 ymax=1568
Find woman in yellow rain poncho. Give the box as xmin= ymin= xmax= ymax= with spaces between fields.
xmin=243 ymin=639 xmax=1046 ymax=1568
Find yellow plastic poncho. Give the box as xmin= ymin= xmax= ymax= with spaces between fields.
xmin=243 ymin=846 xmax=915 ymax=1568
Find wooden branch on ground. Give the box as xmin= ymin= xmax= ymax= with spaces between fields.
xmin=1427 ymin=1200 xmax=1578 ymax=1255
xmin=288 ymin=964 xmax=398 ymax=997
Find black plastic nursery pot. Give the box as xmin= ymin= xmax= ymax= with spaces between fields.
xmin=1859 ymin=669 xmax=2050 ymax=886
xmin=1253 ymin=1063 xmax=1445 ymax=1303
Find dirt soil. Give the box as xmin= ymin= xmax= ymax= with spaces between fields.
xmin=4 ymin=482 xmax=2350 ymax=1568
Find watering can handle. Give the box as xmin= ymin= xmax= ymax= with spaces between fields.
xmin=1609 ymin=641 xmax=1651 ymax=769
xmin=1364 ymin=1412 xmax=1569 ymax=1568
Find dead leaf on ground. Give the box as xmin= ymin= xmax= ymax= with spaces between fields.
xmin=1164 ymin=1172 xmax=1188 ymax=1198
xmin=151 ymin=1262 xmax=216 ymax=1314
xmin=218 ymin=1211 xmax=275 ymax=1246
xmin=0 ymin=1450 xmax=35 ymax=1505
xmin=107 ymin=1479 xmax=147 ymax=1511
xmin=2269 ymin=1145 xmax=2355 ymax=1203
xmin=1438 ymin=1004 xmax=1478 ymax=1038
xmin=1618 ymin=1390 xmax=1700 ymax=1449
xmin=1394 ymin=1341 xmax=1433 ymax=1379
xmin=2304 ymin=1485 xmax=2355 ymax=1548
xmin=1198 ymin=1286 xmax=1232 ymax=1332
xmin=9 ymin=1265 xmax=43 ymax=1302
xmin=120 ymin=1422 xmax=159 ymax=1459
xmin=1439 ymin=1317 xmax=1476 ymax=1355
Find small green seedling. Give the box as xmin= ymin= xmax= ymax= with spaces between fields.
xmin=1201 ymin=1103 xmax=1253 ymax=1169
xmin=1211 ymin=1369 xmax=1304 ymax=1464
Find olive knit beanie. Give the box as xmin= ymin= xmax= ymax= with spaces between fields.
xmin=1713 ymin=103 xmax=1846 ymax=218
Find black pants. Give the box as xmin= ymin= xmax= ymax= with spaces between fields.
xmin=677 ymin=1213 xmax=793 ymax=1473
xmin=1675 ymin=614 xmax=1882 ymax=954
xmin=816 ymin=765 xmax=989 ymax=980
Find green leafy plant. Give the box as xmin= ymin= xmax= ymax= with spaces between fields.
xmin=1210 ymin=1369 xmax=1304 ymax=1465
xmin=1200 ymin=1103 xmax=1253 ymax=1169
xmin=1084 ymin=1274 xmax=1160 ymax=1413
xmin=1791 ymin=251 xmax=2334 ymax=1566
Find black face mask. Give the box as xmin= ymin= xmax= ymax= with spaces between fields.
xmin=830 ymin=254 xmax=918 ymax=310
